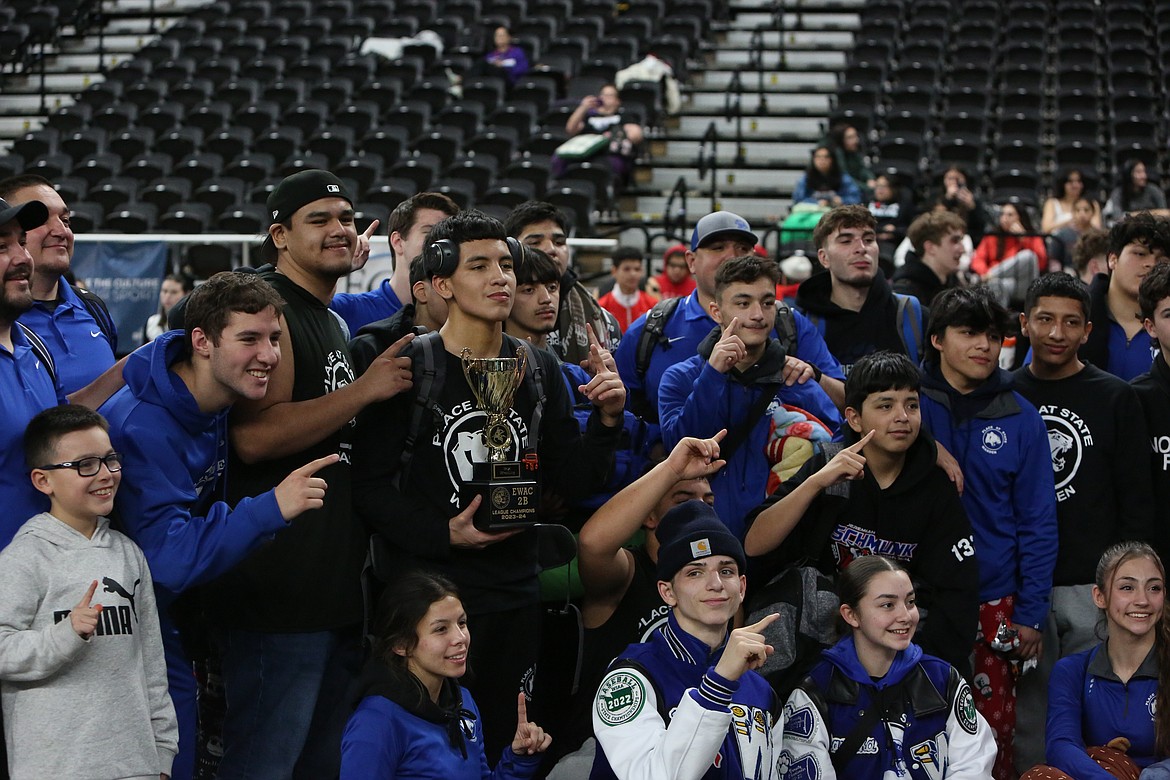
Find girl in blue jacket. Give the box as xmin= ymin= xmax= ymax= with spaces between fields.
xmin=1023 ymin=542 xmax=1170 ymax=780
xmin=781 ymin=555 xmax=996 ymax=778
xmin=340 ymin=572 xmax=551 ymax=779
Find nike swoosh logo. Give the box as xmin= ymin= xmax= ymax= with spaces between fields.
xmin=666 ymin=336 xmax=687 ymax=344
xmin=90 ymin=331 xmax=102 ymax=338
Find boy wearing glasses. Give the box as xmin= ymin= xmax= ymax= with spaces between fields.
xmin=0 ymin=405 xmax=178 ymax=778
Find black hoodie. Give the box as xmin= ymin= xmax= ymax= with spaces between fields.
xmin=891 ymin=258 xmax=958 ymax=308
xmin=745 ymin=431 xmax=978 ymax=678
xmin=796 ymin=268 xmax=913 ymax=371
xmin=1132 ymin=353 xmax=1170 ymax=565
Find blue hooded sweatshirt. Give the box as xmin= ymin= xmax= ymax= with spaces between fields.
xmin=99 ymin=329 xmax=287 ymax=780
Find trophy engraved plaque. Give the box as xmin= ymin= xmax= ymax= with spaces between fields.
xmin=459 ymin=348 xmax=540 ymax=530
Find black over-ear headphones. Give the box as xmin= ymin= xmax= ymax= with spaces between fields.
xmin=424 ymin=235 xmax=525 ymax=278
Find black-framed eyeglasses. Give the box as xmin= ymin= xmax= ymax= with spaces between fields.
xmin=37 ymin=453 xmax=123 ymax=477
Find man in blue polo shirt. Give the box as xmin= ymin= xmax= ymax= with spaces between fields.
xmin=0 ymin=195 xmax=64 ymax=549
xmin=0 ymin=175 xmax=118 ymax=395
xmin=615 ymin=212 xmax=845 ymax=450
xmin=330 ymin=192 xmax=459 ymax=334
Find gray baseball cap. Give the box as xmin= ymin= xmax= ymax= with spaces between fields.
xmin=690 ymin=211 xmax=758 ymax=251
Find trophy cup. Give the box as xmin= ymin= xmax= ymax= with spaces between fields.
xmin=459 ymin=348 xmax=540 ymax=531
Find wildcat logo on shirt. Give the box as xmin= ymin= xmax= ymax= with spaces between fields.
xmin=323 ymin=349 xmax=358 ymax=452
xmin=1038 ymin=404 xmax=1093 ymax=501
xmin=438 ymin=401 xmax=529 ymax=506
xmin=981 ymin=425 xmax=1007 ymax=454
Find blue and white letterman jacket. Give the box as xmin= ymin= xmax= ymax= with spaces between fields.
xmin=780 ymin=638 xmax=995 ymax=779
xmin=590 ymin=612 xmax=782 ymax=780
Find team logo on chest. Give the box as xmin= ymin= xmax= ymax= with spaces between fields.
xmin=980 ymin=425 xmax=1007 ymax=454
xmin=1038 ymin=405 xmax=1093 ymax=501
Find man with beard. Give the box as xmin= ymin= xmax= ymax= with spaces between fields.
xmin=797 ymin=205 xmax=927 ymax=375
xmin=0 ymin=195 xmax=59 ymax=550
xmin=202 ymin=170 xmax=414 ymax=779
xmin=0 ymin=175 xmax=118 ymax=393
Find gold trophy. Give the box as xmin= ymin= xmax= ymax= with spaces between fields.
xmin=460 ymin=348 xmax=539 ymax=530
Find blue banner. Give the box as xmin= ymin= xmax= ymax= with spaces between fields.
xmin=71 ymin=242 xmax=169 ymax=355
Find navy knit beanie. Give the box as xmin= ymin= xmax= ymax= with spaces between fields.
xmin=655 ymin=500 xmax=746 ymax=582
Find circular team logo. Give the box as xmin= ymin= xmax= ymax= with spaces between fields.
xmin=1149 ymin=692 xmax=1157 ymax=719
xmin=491 ymin=486 xmax=511 ymax=510
xmin=955 ymin=681 xmax=979 ymax=734
xmin=443 ymin=410 xmax=523 ymax=491
xmin=1044 ymin=415 xmax=1083 ymax=490
xmin=596 ymin=670 xmax=645 ymax=726
xmin=981 ymin=425 xmax=1008 ymax=455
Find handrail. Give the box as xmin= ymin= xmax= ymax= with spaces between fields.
xmin=662 ymin=176 xmax=689 ymax=243
xmin=697 ymin=120 xmax=719 ymax=213
xmin=724 ymin=68 xmax=746 ymax=166
xmin=748 ymin=27 xmax=769 ymax=116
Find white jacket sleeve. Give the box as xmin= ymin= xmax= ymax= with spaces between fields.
xmin=779 ymin=688 xmax=836 ymax=779
xmin=593 ymin=665 xmax=732 ymax=780
xmin=0 ymin=550 xmax=88 ymax=682
xmin=940 ymin=675 xmax=996 ymax=779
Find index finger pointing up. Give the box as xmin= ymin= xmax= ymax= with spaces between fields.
xmin=723 ymin=317 xmax=740 ymax=337
xmin=517 ymin=692 xmax=529 ymax=725
xmin=77 ymin=579 xmax=99 ymax=608
xmin=362 ymin=219 xmax=380 ymax=239
xmin=846 ymin=429 xmax=876 ymax=453
xmin=745 ymin=612 xmax=781 ymax=633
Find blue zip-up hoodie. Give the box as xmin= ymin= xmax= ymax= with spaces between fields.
xmin=658 ymin=329 xmax=842 ymax=540
xmin=1046 ymin=643 xmax=1161 ymax=779
xmin=99 ymin=329 xmax=287 ymax=780
xmin=917 ymin=363 xmax=1057 ymax=629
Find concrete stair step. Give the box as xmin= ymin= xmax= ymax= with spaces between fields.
xmin=709 ymin=48 xmax=848 ymax=69
xmin=659 ymin=139 xmax=814 ymax=166
xmin=0 ymin=94 xmax=77 ymax=115
xmin=730 ymin=0 xmax=864 ymax=9
xmin=101 ymin=0 xmax=212 ymax=14
xmin=674 ymin=114 xmax=825 ymax=139
xmin=730 ymin=12 xmax=860 ymax=30
xmin=638 ymin=166 xmax=802 ymax=191
xmin=686 ymin=90 xmax=831 ymax=114
xmin=60 ymin=33 xmax=153 ymax=54
xmin=3 ymin=72 xmax=98 ymax=94
xmin=695 ymin=69 xmax=839 ymax=92
xmin=722 ymin=29 xmax=854 ymax=48
xmin=628 ymin=194 xmax=790 ymax=223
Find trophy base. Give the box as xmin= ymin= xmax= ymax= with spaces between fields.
xmin=462 ymin=461 xmax=539 ymax=532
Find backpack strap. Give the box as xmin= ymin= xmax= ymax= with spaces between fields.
xmin=15 ymin=322 xmax=58 ymax=389
xmin=719 ymin=382 xmax=781 ymax=464
xmin=632 ymin=296 xmax=683 ymax=421
xmin=775 ymin=302 xmax=798 ymax=356
xmin=394 ymin=330 xmax=445 ymax=491
xmin=894 ymin=293 xmax=924 ymax=365
xmin=509 ymin=335 xmax=546 ymax=450
xmin=73 ymin=284 xmax=118 ymax=354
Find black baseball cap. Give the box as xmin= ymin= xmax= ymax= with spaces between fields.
xmin=0 ymin=198 xmax=49 ymax=232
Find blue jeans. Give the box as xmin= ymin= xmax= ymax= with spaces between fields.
xmin=214 ymin=627 xmax=360 ymax=780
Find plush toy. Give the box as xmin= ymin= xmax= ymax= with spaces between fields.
xmin=764 ymin=403 xmax=833 ymax=493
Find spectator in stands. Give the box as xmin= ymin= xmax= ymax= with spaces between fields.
xmin=562 ymin=84 xmax=645 ymax=190
xmin=506 ymin=201 xmax=622 ymax=362
xmin=1041 ymin=167 xmax=1102 ymax=235
xmin=352 ymin=210 xmax=625 ymax=760
xmin=616 ymin=212 xmax=846 ymax=429
xmin=971 ymin=202 xmax=1048 ymax=307
xmin=894 ymin=210 xmax=966 ymax=308
xmin=826 ymin=121 xmax=876 ymax=196
xmin=100 ymin=272 xmax=342 ymax=780
xmin=141 ymin=273 xmax=191 ymax=345
xmin=866 ymin=173 xmax=915 ymax=272
xmin=796 ymin=205 xmax=928 ymax=373
xmin=347 ymin=253 xmax=449 ymax=376
xmin=1081 ymin=211 xmax=1170 ymax=380
xmin=589 ymin=500 xmax=782 ymax=780
xmin=598 ymin=248 xmax=657 ymax=332
xmin=917 ymin=286 xmax=1058 ymax=780
xmin=1050 ymin=197 xmax=1100 ymax=272
xmin=340 ymin=572 xmax=550 ymax=777
xmin=0 ymin=406 xmax=179 ymax=780
xmin=940 ymin=165 xmax=993 ymax=245
xmin=0 ymin=175 xmax=117 ymax=394
xmin=1133 ymin=262 xmax=1170 ymax=567
xmin=659 ymin=254 xmax=840 ymax=539
xmin=647 ymin=243 xmax=695 ymax=299
xmin=330 ymin=192 xmax=459 ymax=335
xmin=1012 ymin=272 xmax=1155 ymax=770
xmin=791 ymin=145 xmax=862 ymax=208
xmin=484 ymin=25 xmax=529 ymax=85
xmin=1104 ymin=159 xmax=1170 ymax=225
xmin=546 ymin=433 xmax=720 ymax=774
xmin=743 ymin=351 xmax=979 ymax=678
xmin=202 ymin=170 xmax=413 ymax=779
xmin=1072 ymin=227 xmax=1110 ymax=286
xmin=1020 ymin=542 xmax=1170 ymax=780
